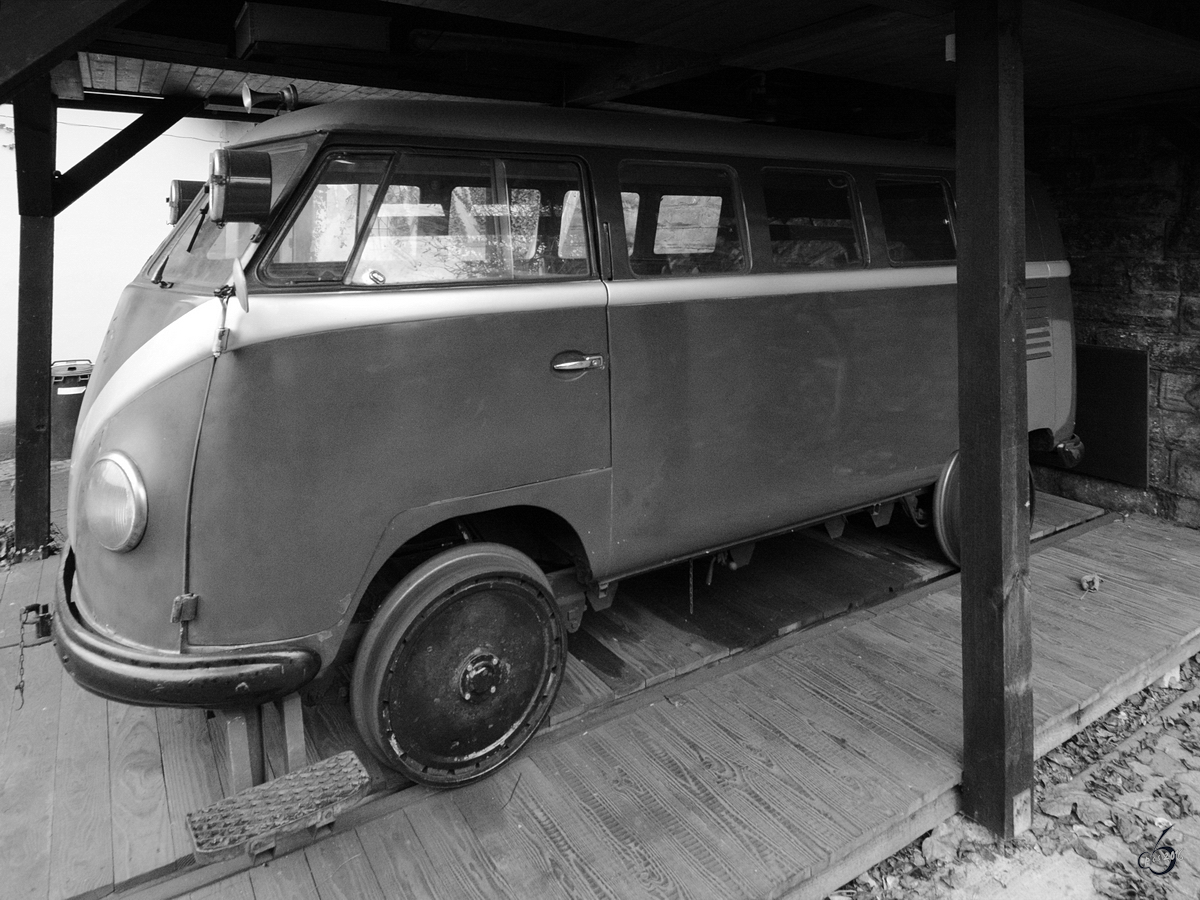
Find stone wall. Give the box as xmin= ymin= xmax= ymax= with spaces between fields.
xmin=1031 ymin=122 xmax=1200 ymax=528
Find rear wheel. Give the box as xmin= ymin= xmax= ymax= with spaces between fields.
xmin=350 ymin=543 xmax=566 ymax=786
xmin=932 ymin=452 xmax=1037 ymax=567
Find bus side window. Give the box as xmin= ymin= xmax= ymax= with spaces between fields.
xmin=505 ymin=158 xmax=592 ymax=279
xmin=267 ymin=153 xmax=388 ymax=283
xmin=265 ymin=154 xmax=390 ymax=284
xmin=762 ymin=168 xmax=862 ymax=271
xmin=620 ymin=192 xmax=640 ymax=256
xmin=617 ymin=162 xmax=745 ymax=278
xmin=876 ymin=178 xmax=956 ymax=264
xmin=265 ymin=153 xmax=593 ymax=287
xmin=347 ymin=155 xmax=592 ymax=285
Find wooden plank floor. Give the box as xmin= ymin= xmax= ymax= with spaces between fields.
xmin=172 ymin=508 xmax=1200 ymax=900
xmin=0 ymin=492 xmax=1113 ymax=900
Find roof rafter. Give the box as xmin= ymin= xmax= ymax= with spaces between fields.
xmin=721 ymin=7 xmax=925 ymax=70
xmin=86 ymin=30 xmax=560 ymax=105
xmin=0 ymin=0 xmax=151 ymax=104
xmin=566 ymin=44 xmax=718 ymax=107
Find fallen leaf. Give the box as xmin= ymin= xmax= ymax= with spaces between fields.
xmin=1149 ymin=752 xmax=1185 ymax=778
xmin=1076 ymin=795 xmax=1111 ymax=826
xmin=1040 ymin=796 xmax=1077 ymax=818
xmin=1117 ymin=815 xmax=1142 ymax=844
xmin=1032 ymin=812 xmax=1055 ymax=834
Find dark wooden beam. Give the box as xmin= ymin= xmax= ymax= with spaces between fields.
xmin=566 ymin=45 xmax=717 ymax=107
xmin=402 ymin=28 xmax=623 ymax=65
xmin=53 ymin=96 xmax=203 ymax=214
xmin=1032 ymin=0 xmax=1200 ymax=55
xmin=86 ymin=34 xmax=562 ymax=106
xmin=872 ymin=0 xmax=954 ymax=15
xmin=13 ymin=77 xmax=57 ymax=554
xmin=50 ymin=59 xmax=85 ymax=102
xmin=955 ymin=0 xmax=1034 ymax=839
xmin=1142 ymin=109 xmax=1200 ymax=159
xmin=1038 ymin=84 xmax=1200 ymax=121
xmin=722 ymin=7 xmax=916 ymax=69
xmin=0 ymin=0 xmax=150 ymax=105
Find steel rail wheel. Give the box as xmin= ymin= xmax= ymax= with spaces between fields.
xmin=351 ymin=543 xmax=566 ymax=787
xmin=932 ymin=451 xmax=1037 ymax=567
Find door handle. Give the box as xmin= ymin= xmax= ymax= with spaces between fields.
xmin=552 ymin=353 xmax=605 ymax=372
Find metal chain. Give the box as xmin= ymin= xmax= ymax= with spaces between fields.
xmin=13 ymin=616 xmax=26 ymax=711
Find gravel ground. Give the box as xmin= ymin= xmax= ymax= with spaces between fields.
xmin=830 ymin=654 xmax=1200 ymax=900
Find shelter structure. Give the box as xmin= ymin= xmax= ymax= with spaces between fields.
xmin=3 ymin=0 xmax=1200 ymax=846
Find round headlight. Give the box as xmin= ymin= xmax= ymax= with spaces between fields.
xmin=83 ymin=452 xmax=148 ymax=552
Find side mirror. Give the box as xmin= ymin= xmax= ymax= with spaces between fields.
xmin=167 ymin=179 xmax=205 ymax=225
xmin=209 ymin=148 xmax=272 ymax=225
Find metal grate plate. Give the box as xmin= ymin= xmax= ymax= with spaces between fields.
xmin=186 ymin=750 xmax=370 ymax=864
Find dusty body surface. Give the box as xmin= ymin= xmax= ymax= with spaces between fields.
xmin=831 ymin=655 xmax=1200 ymax=900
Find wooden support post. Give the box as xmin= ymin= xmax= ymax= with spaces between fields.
xmin=955 ymin=0 xmax=1034 ymax=839
xmin=12 ymin=77 xmax=56 ymax=554
xmin=10 ymin=83 xmax=197 ymax=554
xmin=218 ymin=694 xmax=307 ymax=793
xmin=274 ymin=693 xmax=308 ymax=775
xmin=219 ymin=708 xmax=267 ymax=794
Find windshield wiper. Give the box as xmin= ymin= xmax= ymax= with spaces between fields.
xmin=152 ymin=204 xmax=210 ymax=288
xmin=185 ymin=205 xmax=208 ymax=254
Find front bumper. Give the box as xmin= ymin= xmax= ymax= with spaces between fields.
xmin=53 ymin=548 xmax=320 ymax=708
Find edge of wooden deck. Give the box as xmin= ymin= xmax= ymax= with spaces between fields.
xmin=97 ymin=509 xmax=1166 ymax=900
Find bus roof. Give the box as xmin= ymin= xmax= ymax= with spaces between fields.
xmin=239 ymin=99 xmax=955 ymax=170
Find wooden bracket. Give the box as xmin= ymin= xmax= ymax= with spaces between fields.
xmin=53 ymin=96 xmax=203 ymax=214
xmin=274 ymin=693 xmax=308 ymax=775
xmin=823 ymin=515 xmax=847 ymax=539
xmin=216 ymin=692 xmax=308 ymax=794
xmin=218 ymin=708 xmax=266 ymax=794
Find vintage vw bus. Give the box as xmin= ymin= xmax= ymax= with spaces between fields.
xmin=53 ymin=100 xmax=1080 ymax=786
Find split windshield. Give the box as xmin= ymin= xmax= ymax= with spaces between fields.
xmin=146 ymin=138 xmax=318 ymax=290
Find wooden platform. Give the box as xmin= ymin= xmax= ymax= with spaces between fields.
xmin=9 ymin=494 xmax=1194 ymax=900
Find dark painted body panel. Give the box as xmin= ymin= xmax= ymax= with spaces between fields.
xmin=69 ymin=362 xmax=209 ymax=650
xmin=1044 ymin=277 xmax=1076 ymax=441
xmin=359 ymin=469 xmax=613 ymax=601
xmin=241 ymin=100 xmax=956 ymax=172
xmin=80 ymin=284 xmax=204 ymax=425
xmin=1027 ymin=181 xmax=1077 ymax=442
xmin=187 ymin=299 xmax=610 ymax=645
xmin=606 ymin=277 xmax=957 ymax=574
xmin=54 ymin=549 xmax=320 ymax=708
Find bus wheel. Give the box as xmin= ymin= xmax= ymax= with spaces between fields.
xmin=932 ymin=452 xmax=1037 ymax=568
xmin=933 ymin=452 xmax=962 ymax=566
xmin=350 ymin=542 xmax=565 ymax=787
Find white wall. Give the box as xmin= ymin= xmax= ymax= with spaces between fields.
xmin=0 ymin=106 xmax=253 ymax=424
